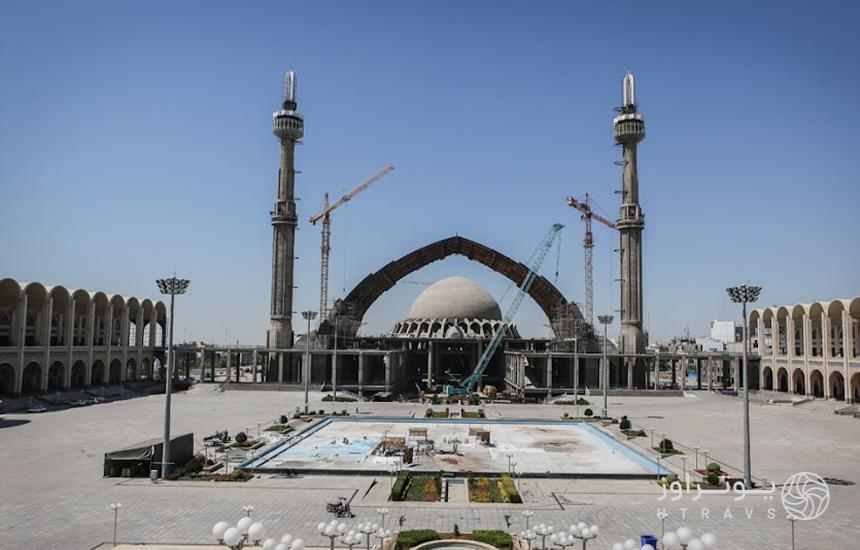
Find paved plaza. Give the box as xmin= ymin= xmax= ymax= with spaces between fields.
xmin=2 ymin=386 xmax=859 ymax=549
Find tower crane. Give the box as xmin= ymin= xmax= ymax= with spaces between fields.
xmin=310 ymin=164 xmax=395 ymax=320
xmin=565 ymin=194 xmax=618 ymax=325
xmin=444 ymin=223 xmax=565 ymax=396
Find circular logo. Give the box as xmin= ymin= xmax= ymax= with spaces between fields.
xmin=781 ymin=472 xmax=830 ymax=521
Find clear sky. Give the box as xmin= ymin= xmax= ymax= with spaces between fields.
xmin=1 ymin=1 xmax=858 ymax=345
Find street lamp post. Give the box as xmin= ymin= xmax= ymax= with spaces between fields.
xmin=376 ymin=507 xmax=389 ymax=529
xmin=568 ymin=522 xmax=599 ymax=550
xmin=301 ymin=310 xmax=317 ymax=415
xmin=332 ymin=314 xmax=339 ymax=414
xmin=156 ymin=275 xmax=190 ymax=479
xmin=597 ymin=315 xmax=614 ymax=418
xmin=110 ymin=502 xmax=121 ymax=546
xmin=534 ymin=523 xmax=554 ymax=549
xmin=317 ymin=520 xmax=347 ymax=550
xmin=726 ymin=283 xmax=762 ymax=489
xmin=522 ymin=510 xmax=534 ymax=530
xmin=573 ymin=320 xmax=581 ymax=416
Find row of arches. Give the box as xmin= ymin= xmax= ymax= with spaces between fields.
xmin=391 ymin=318 xmax=520 ymax=339
xmin=761 ymin=366 xmax=859 ymax=402
xmin=0 ymin=278 xmax=167 ymax=349
xmin=0 ymin=356 xmax=163 ymax=396
xmin=749 ymin=298 xmax=860 ymax=359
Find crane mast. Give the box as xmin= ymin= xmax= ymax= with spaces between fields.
xmin=444 ymin=223 xmax=565 ymax=395
xmin=310 ymin=165 xmax=395 ymax=320
xmin=566 ymin=194 xmax=618 ymax=325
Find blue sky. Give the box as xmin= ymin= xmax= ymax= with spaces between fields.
xmin=1 ymin=1 xmax=858 ymax=344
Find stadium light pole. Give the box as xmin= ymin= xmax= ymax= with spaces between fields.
xmin=726 ymin=283 xmax=762 ymax=489
xmin=156 ymin=275 xmax=190 ymax=479
xmin=301 ymin=310 xmax=317 ymax=414
xmin=597 ymin=315 xmax=614 ymax=418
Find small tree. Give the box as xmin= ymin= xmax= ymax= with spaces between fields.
xmin=706 ymin=462 xmax=722 ymax=485
xmin=658 ymin=438 xmax=673 ymax=453
xmin=584 ymin=408 xmax=594 ymax=417
xmin=279 ymin=414 xmax=288 ymax=424
xmin=235 ymin=431 xmax=248 ymax=444
xmin=619 ymin=416 xmax=631 ymax=431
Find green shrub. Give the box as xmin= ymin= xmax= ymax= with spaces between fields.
xmin=425 ymin=408 xmax=434 ymax=417
xmin=467 ymin=394 xmax=480 ymax=406
xmin=584 ymin=408 xmax=594 ymax=417
xmin=453 ymin=524 xmax=460 ymax=536
xmin=390 ymin=471 xmax=411 ymax=501
xmin=319 ymin=409 xmax=326 ymax=415
xmin=498 ymin=474 xmax=522 ymax=503
xmin=279 ymin=414 xmax=289 ymax=424
xmin=659 ymin=438 xmax=674 ymax=453
xmin=577 ymin=397 xmax=590 ymax=405
xmin=235 ymin=432 xmax=248 ymax=444
xmin=473 ymin=530 xmax=513 ymax=550
xmin=395 ymin=530 xmax=439 ymax=550
xmin=619 ymin=416 xmax=631 ymax=431
xmin=707 ymin=462 xmax=722 ymax=485
xmin=183 ymin=454 xmax=205 ymax=474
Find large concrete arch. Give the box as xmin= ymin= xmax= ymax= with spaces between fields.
xmin=333 ymin=235 xmax=587 ymax=340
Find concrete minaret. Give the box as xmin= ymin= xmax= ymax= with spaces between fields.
xmin=269 ymin=71 xmax=304 ymax=350
xmin=614 ymin=72 xmax=646 ymax=361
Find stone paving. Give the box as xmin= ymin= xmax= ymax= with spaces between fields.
xmin=1 ymin=386 xmax=859 ymax=549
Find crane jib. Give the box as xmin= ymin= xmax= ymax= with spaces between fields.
xmin=451 ymin=223 xmax=564 ymax=394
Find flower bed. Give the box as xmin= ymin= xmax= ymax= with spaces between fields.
xmin=405 ymin=475 xmax=442 ymax=502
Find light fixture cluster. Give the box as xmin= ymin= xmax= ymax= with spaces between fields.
xmin=156 ymin=277 xmax=191 ymax=296
xmin=726 ymin=284 xmax=762 ymax=304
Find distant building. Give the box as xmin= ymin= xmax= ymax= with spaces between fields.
xmin=709 ymin=320 xmax=737 ymax=344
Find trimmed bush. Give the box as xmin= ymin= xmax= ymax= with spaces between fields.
xmin=619 ymin=416 xmax=631 ymax=431
xmin=498 ymin=474 xmax=522 ymax=503
xmin=584 ymin=408 xmax=594 ymax=417
xmin=279 ymin=414 xmax=289 ymax=424
xmin=659 ymin=438 xmax=674 ymax=453
xmin=235 ymin=432 xmax=248 ymax=444
xmin=425 ymin=408 xmax=434 ymax=418
xmin=390 ymin=470 xmax=411 ymax=501
xmin=395 ymin=530 xmax=439 ymax=550
xmin=473 ymin=530 xmax=513 ymax=550
xmin=707 ymin=462 xmax=722 ymax=485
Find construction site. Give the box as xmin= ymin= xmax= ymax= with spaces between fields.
xmin=171 ymin=70 xmax=750 ymax=402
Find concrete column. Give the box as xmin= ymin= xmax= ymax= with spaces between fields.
xmin=707 ymin=355 xmax=713 ymax=391
xmin=671 ymin=360 xmax=677 ymax=388
xmin=277 ymin=352 xmax=284 ymax=384
xmin=120 ymin=306 xmax=129 ymax=382
xmin=252 ymin=350 xmax=258 ymax=383
xmin=14 ymin=293 xmax=28 ymax=395
xmin=226 ymin=349 xmax=232 ymax=383
xmin=573 ymin=352 xmax=580 ymax=395
xmin=627 ymin=357 xmax=634 ymax=390
xmin=696 ymin=358 xmax=701 ymax=390
xmin=384 ymin=353 xmax=391 ymax=389
xmin=733 ymin=358 xmax=740 ymax=392
xmin=149 ymin=314 xmax=157 ymax=348
xmin=86 ymin=301 xmax=95 ymax=384
xmin=426 ymin=342 xmax=434 ymax=390
xmin=787 ymin=316 xmax=795 ymax=357
xmin=358 ymin=352 xmax=365 ymax=394
xmin=757 ymin=316 xmax=765 ymax=355
xmin=65 ymin=299 xmax=75 ymax=389
xmin=41 ymin=296 xmax=53 ymax=391
xmin=680 ymin=357 xmax=686 ymax=391
xmin=822 ymin=313 xmax=831 ymax=398
xmin=332 ymin=351 xmax=338 ymax=391
xmin=546 ymin=354 xmax=552 ymax=396
xmin=104 ymin=305 xmax=114 ymax=381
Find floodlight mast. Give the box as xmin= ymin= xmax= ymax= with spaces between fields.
xmin=726 ymin=283 xmax=761 ymax=489
xmin=156 ymin=276 xmax=190 ymax=479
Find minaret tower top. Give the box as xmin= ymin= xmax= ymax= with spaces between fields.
xmin=273 ymin=71 xmax=304 ymax=141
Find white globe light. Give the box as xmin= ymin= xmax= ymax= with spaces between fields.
xmin=213 ymin=521 xmax=230 ymax=540
xmin=275 ymin=544 xmax=288 ymax=550
xmin=590 ymin=526 xmax=599 ymax=536
xmin=677 ymin=527 xmax=693 ymax=544
xmin=325 ymin=525 xmax=336 ymax=536
xmin=249 ymin=522 xmax=266 ymax=540
xmin=263 ymin=539 xmax=277 ymax=550
xmin=701 ymin=533 xmax=717 ymax=548
xmin=237 ymin=516 xmax=254 ymax=534
xmin=317 ymin=522 xmax=327 ymax=532
xmin=282 ymin=534 xmax=294 ymax=545
xmin=578 ymin=522 xmax=588 ymax=530
xmin=223 ymin=527 xmax=243 ymax=547
xmin=291 ymin=538 xmax=305 ymax=550
xmin=688 ymin=539 xmax=704 ymax=550
xmin=338 ymin=522 xmax=347 ymax=533
xmin=569 ymin=526 xmax=580 ymax=536
xmin=624 ymin=539 xmax=637 ymax=550
xmin=642 ymin=545 xmax=655 ymax=550
xmin=373 ymin=524 xmax=379 ymax=531
xmin=612 ymin=544 xmax=624 ymax=550
xmin=662 ymin=532 xmax=680 ymax=549
xmin=581 ymin=528 xmax=591 ymax=538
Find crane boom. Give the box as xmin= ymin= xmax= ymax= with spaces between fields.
xmin=565 ymin=194 xmax=618 ymax=325
xmin=309 ymin=165 xmax=395 ymax=225
xmin=310 ymin=165 xmax=395 ymax=320
xmin=444 ymin=223 xmax=565 ymax=395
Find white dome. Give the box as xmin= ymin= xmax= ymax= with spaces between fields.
xmin=408 ymin=276 xmax=502 ymax=320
